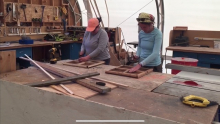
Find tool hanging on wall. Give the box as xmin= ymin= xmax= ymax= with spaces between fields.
xmin=20 ymin=4 xmax=27 ymax=21
xmin=4 ymin=3 xmax=12 ymax=19
xmin=12 ymin=3 xmax=17 ymax=21
xmin=15 ymin=4 xmax=20 ymax=26
xmin=47 ymin=15 xmax=50 ymax=22
xmin=61 ymin=6 xmax=67 ymax=15
xmin=54 ymin=7 xmax=59 ymax=21
xmin=40 ymin=6 xmax=45 ymax=27
xmin=34 ymin=7 xmax=38 ymax=13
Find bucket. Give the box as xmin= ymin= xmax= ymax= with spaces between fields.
xmin=171 ymin=57 xmax=198 ymax=74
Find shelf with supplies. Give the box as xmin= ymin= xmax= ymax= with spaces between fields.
xmin=167 ymin=27 xmax=220 ymax=69
xmin=0 ymin=0 xmax=83 ymax=43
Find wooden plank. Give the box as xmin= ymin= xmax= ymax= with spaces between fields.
xmin=166 ymin=77 xmax=220 ymax=92
xmin=105 ymin=65 xmax=153 ymax=78
xmin=21 ymin=60 xmax=112 ymax=94
xmin=76 ymin=79 xmax=111 ymax=94
xmin=48 ymin=61 xmax=173 ymax=92
xmin=89 ymin=87 xmax=218 ymax=124
xmin=153 ymin=83 xmax=220 ymax=104
xmin=0 ymin=50 xmax=16 ymax=73
xmin=0 ymin=67 xmax=100 ymax=98
xmin=109 ymin=50 xmax=121 ymax=66
xmin=50 ymin=65 xmax=129 ymax=88
xmin=20 ymin=58 xmax=117 ymax=91
xmin=26 ymin=72 xmax=100 ymax=87
xmin=0 ymin=41 xmax=81 ymax=50
xmin=166 ymin=63 xmax=220 ymax=76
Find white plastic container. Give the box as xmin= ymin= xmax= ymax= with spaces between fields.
xmin=214 ymin=41 xmax=220 ymax=49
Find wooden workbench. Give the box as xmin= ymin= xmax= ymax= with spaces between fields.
xmin=0 ymin=60 xmax=218 ymax=124
xmin=166 ymin=46 xmax=220 ymax=55
xmin=0 ymin=40 xmax=82 ymax=50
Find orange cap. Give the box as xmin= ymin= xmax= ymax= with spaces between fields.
xmin=86 ymin=18 xmax=99 ymax=32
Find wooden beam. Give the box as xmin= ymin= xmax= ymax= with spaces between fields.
xmin=50 ymin=65 xmax=128 ymax=88
xmin=166 ymin=63 xmax=220 ymax=76
xmin=20 ymin=57 xmax=111 ymax=93
xmin=27 ymin=72 xmax=100 ymax=87
xmin=76 ymin=79 xmax=111 ymax=94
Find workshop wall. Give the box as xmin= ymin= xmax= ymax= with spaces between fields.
xmin=0 ymin=0 xmax=82 ymax=42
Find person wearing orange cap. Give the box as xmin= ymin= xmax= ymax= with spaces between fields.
xmin=79 ymin=18 xmax=110 ymax=64
xmin=129 ymin=12 xmax=162 ymax=73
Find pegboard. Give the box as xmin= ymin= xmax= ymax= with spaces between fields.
xmin=4 ymin=2 xmax=62 ymax=23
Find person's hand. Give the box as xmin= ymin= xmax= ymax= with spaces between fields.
xmin=129 ymin=64 xmax=141 ymax=73
xmin=79 ymin=51 xmax=84 ymax=57
xmin=133 ymin=55 xmax=139 ymax=60
xmin=78 ymin=55 xmax=90 ymax=62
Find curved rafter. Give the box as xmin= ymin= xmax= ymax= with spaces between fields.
xmin=66 ymin=0 xmax=82 ymax=26
xmin=155 ymin=0 xmax=165 ymax=54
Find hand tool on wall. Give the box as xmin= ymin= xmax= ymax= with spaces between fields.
xmin=20 ymin=4 xmax=27 ymax=21
xmin=12 ymin=3 xmax=17 ymax=21
xmin=47 ymin=15 xmax=50 ymax=22
xmin=62 ymin=18 xmax=66 ymax=32
xmin=34 ymin=7 xmax=38 ymax=13
xmin=15 ymin=4 xmax=20 ymax=26
xmin=40 ymin=6 xmax=45 ymax=27
xmin=54 ymin=7 xmax=58 ymax=21
xmin=2 ymin=28 xmax=6 ymax=36
xmin=29 ymin=27 xmax=31 ymax=34
xmin=61 ymin=6 xmax=67 ymax=15
xmin=4 ymin=3 xmax=12 ymax=19
xmin=180 ymin=95 xmax=218 ymax=107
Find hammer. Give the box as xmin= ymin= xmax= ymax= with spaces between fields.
xmin=20 ymin=4 xmax=27 ymax=21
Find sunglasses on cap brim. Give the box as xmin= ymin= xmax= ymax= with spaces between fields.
xmin=136 ymin=18 xmax=151 ymax=22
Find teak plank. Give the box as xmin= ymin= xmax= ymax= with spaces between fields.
xmin=63 ymin=60 xmax=105 ymax=68
xmin=76 ymin=79 xmax=111 ymax=94
xmin=26 ymin=72 xmax=100 ymax=87
xmin=0 ymin=50 xmax=16 ymax=73
xmin=105 ymin=65 xmax=153 ymax=78
xmin=88 ymin=88 xmax=218 ymax=124
xmin=25 ymin=60 xmax=113 ymax=94
xmin=0 ymin=67 xmax=99 ymax=98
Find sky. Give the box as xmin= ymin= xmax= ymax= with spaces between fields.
xmin=79 ymin=0 xmax=220 ymax=56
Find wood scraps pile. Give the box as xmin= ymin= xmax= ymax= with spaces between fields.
xmin=105 ymin=65 xmax=153 ymax=78
xmin=63 ymin=60 xmax=105 ymax=68
xmin=19 ymin=57 xmax=128 ymax=99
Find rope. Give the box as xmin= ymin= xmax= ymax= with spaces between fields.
xmin=117 ymin=0 xmax=153 ymax=27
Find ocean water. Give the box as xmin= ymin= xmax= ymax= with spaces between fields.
xmin=79 ymin=0 xmax=220 ymax=56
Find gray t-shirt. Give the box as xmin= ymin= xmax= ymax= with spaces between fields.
xmin=81 ymin=29 xmax=110 ymax=60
